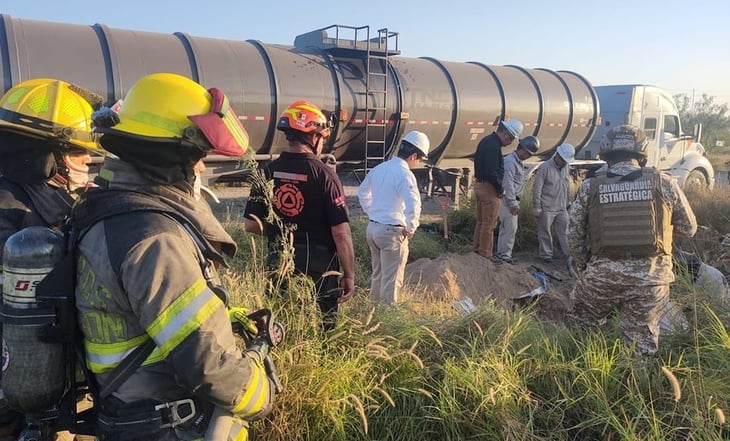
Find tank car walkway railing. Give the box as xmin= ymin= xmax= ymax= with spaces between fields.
xmin=304 ymin=25 xmax=400 ymax=180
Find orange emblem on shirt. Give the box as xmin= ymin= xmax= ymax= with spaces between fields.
xmin=274 ymin=182 xmax=305 ymax=216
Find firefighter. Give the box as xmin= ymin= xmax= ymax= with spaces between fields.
xmin=567 ymin=124 xmax=697 ymax=356
xmin=243 ymin=100 xmax=355 ymax=330
xmin=73 ymin=72 xmax=274 ymax=440
xmin=0 ymin=78 xmax=103 ymax=441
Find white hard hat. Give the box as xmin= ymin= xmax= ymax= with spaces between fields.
xmin=499 ymin=119 xmax=523 ymax=138
xmin=556 ymin=143 xmax=575 ymax=163
xmin=401 ymin=130 xmax=430 ymax=158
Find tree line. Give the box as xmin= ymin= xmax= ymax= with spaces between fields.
xmin=674 ymin=93 xmax=730 ymax=153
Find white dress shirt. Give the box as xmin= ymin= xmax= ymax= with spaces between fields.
xmin=357 ymin=157 xmax=422 ymax=233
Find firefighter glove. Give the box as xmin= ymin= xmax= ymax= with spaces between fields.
xmin=228 ymin=307 xmax=258 ymax=336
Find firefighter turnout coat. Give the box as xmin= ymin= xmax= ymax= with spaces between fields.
xmin=72 ymin=158 xmax=271 ymax=439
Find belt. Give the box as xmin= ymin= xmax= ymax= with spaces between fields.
xmin=98 ymin=398 xmax=211 ymax=433
xmin=369 ymin=219 xmax=404 ymax=228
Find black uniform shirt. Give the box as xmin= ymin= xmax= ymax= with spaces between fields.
xmin=473 ymin=132 xmax=504 ymax=194
xmin=244 ymin=151 xmax=349 ymax=251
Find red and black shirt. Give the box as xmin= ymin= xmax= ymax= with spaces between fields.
xmin=244 ymin=151 xmax=349 ymax=251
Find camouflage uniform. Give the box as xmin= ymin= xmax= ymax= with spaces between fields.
xmin=567 ymin=160 xmax=697 ymax=355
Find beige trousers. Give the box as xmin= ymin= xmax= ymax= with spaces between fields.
xmin=366 ymin=221 xmax=409 ymax=305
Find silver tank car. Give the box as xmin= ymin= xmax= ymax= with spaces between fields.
xmin=0 ymin=17 xmax=599 ymax=168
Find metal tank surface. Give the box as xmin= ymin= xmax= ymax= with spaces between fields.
xmin=0 ymin=16 xmax=599 ymax=169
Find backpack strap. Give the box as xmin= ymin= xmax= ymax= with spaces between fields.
xmin=20 ymin=181 xmax=75 ymax=227
xmin=162 ymin=213 xmax=230 ymax=305
xmin=98 ymin=340 xmax=157 ymax=399
xmin=0 ymin=304 xmax=57 ymax=325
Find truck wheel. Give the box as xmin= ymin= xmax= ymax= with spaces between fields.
xmin=684 ymin=169 xmax=708 ymax=192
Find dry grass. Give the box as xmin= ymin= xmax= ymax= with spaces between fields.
xmin=677 ymin=185 xmax=730 ymax=270
xmin=708 ymin=148 xmax=730 ymax=172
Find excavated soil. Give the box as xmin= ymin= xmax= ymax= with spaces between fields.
xmin=402 ymin=252 xmax=574 ymax=322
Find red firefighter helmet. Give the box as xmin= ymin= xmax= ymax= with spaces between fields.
xmin=276 ymin=101 xmax=332 ymax=139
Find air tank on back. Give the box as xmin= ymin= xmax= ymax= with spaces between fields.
xmin=0 ymin=16 xmax=599 ymax=168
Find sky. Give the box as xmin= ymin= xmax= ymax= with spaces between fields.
xmin=3 ymin=0 xmax=730 ymax=105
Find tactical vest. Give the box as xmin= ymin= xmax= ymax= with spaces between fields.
xmin=588 ymin=168 xmax=673 ymax=259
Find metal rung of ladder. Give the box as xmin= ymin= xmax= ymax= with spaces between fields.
xmin=364 ymin=27 xmax=398 ymax=172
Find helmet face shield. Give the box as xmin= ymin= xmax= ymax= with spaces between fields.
xmin=187 ymin=88 xmax=249 ymax=157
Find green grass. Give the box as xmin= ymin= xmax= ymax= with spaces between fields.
xmin=221 ymin=184 xmax=730 ymax=441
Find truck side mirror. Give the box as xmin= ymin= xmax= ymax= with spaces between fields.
xmin=693 ymin=123 xmax=703 ymax=143
xmin=663 ymin=132 xmax=678 ymax=148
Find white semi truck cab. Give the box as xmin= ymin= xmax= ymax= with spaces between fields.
xmin=578 ymin=85 xmax=715 ymax=190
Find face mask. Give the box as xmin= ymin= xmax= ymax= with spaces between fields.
xmin=193 ymin=172 xmax=202 ymax=201
xmin=192 ymin=159 xmax=207 ymax=201
xmin=62 ymin=153 xmax=91 ymax=192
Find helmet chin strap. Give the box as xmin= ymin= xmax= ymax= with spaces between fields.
xmin=309 ymin=134 xmax=324 ymax=154
xmin=300 ymin=132 xmax=321 ymax=154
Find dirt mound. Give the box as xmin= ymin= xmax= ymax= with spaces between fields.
xmin=403 ymin=252 xmax=574 ymax=322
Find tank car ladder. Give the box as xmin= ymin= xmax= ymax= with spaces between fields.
xmin=364 ymin=27 xmax=398 ymax=172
